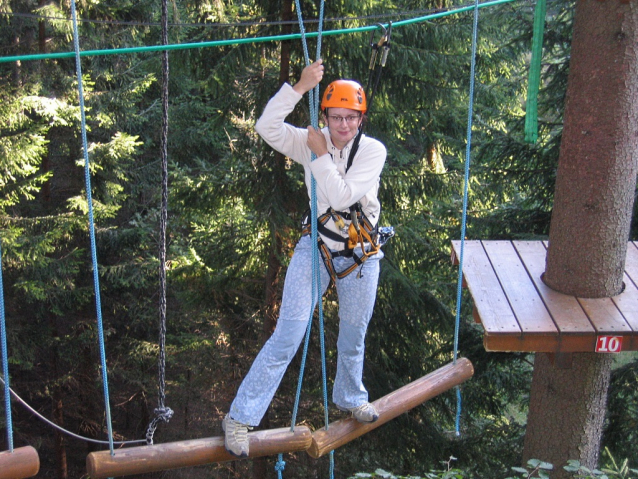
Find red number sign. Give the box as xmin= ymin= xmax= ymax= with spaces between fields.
xmin=595 ymin=336 xmax=623 ymax=353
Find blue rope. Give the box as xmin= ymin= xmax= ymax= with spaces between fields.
xmin=308 ymin=7 xmax=335 ymax=474
xmin=289 ymin=0 xmax=319 ymax=432
xmin=0 ymin=241 xmax=13 ymax=452
xmin=453 ymin=0 xmax=480 ymax=437
xmin=275 ymin=455 xmax=286 ymax=477
xmin=70 ymin=0 xmax=115 ymax=454
xmin=286 ymin=1 xmax=334 ymax=477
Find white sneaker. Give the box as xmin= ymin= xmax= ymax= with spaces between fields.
xmin=338 ymin=402 xmax=379 ymax=423
xmin=222 ymin=414 xmax=252 ymax=457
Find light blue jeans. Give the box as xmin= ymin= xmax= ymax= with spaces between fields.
xmin=229 ymin=235 xmax=383 ymax=426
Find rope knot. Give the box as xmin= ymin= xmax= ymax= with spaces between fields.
xmin=145 ymin=406 xmax=174 ymax=445
xmin=275 ymin=460 xmax=286 ymax=471
xmin=154 ymin=406 xmax=174 ymax=421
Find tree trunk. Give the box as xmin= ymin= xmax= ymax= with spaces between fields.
xmin=49 ymin=314 xmax=69 ymax=479
xmin=52 ymin=397 xmax=68 ymax=479
xmin=525 ymin=1 xmax=638 ymax=477
xmin=39 ymin=0 xmax=47 ymax=54
xmin=544 ymin=0 xmax=638 ymax=298
xmin=523 ymin=353 xmax=613 ymax=476
xmin=12 ymin=35 xmax=21 ymax=87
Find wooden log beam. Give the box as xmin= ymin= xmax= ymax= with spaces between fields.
xmin=0 ymin=446 xmax=40 ymax=479
xmin=308 ymin=358 xmax=474 ymax=458
xmin=87 ymin=426 xmax=312 ymax=479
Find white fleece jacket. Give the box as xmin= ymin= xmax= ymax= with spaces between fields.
xmin=255 ymin=83 xmax=387 ymax=251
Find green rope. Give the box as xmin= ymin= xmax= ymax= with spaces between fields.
xmin=0 ymin=0 xmax=520 ymax=65
xmin=524 ymin=0 xmax=547 ymax=144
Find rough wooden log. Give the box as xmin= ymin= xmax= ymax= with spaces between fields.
xmin=87 ymin=426 xmax=312 ymax=479
xmin=308 ymin=358 xmax=474 ymax=458
xmin=0 ymin=446 xmax=40 ymax=479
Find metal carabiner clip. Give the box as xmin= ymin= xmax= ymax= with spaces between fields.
xmin=368 ymin=23 xmax=392 ymax=69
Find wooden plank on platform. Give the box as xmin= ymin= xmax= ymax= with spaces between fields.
xmin=451 ymin=241 xmax=520 ymax=336
xmin=611 ymin=273 xmax=638 ymax=331
xmin=577 ymin=296 xmax=633 ymax=335
xmin=621 ymin=242 xmax=638 ymax=349
xmin=482 ymin=241 xmax=557 ymax=335
xmin=625 ymin=242 xmax=638 ymax=286
xmin=513 ymin=241 xmax=595 ymax=335
xmin=610 ymin=272 xmax=638 ymax=350
xmin=483 ymin=332 xmax=559 ymax=353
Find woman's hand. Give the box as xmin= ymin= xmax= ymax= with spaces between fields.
xmin=292 ymin=60 xmax=324 ymax=95
xmin=307 ymin=126 xmax=329 ymax=157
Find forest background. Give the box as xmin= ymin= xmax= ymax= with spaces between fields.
xmin=0 ymin=0 xmax=636 ymax=477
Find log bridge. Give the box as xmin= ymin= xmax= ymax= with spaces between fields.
xmin=86 ymin=358 xmax=473 ymax=478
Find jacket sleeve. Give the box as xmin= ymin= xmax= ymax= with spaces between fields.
xmin=254 ymin=83 xmax=311 ymax=164
xmin=308 ymin=139 xmax=386 ymax=211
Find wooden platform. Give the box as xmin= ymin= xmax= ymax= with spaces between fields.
xmin=451 ymin=241 xmax=638 ymax=353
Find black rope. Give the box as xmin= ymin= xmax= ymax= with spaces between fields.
xmin=146 ymin=0 xmax=173 ymax=445
xmin=346 ymin=24 xmax=392 ymax=173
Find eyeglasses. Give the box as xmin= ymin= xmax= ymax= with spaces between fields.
xmin=327 ymin=114 xmax=361 ymax=124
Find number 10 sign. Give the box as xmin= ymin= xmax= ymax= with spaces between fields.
xmin=595 ymin=336 xmax=623 ymax=353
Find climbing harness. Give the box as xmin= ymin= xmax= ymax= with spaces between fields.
xmin=301 ymin=206 xmax=394 ymax=281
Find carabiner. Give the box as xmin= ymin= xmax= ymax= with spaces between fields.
xmin=368 ymin=23 xmax=392 ymax=70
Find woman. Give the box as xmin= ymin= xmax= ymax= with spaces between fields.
xmin=223 ymin=59 xmax=387 ymax=458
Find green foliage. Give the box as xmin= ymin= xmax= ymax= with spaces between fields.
xmin=0 ymin=89 xmax=56 ymax=210
xmin=350 ymin=454 xmax=637 ymax=479
xmin=350 ymin=457 xmax=464 ymax=479
xmin=506 ymin=459 xmax=553 ymax=479
xmin=506 ymin=451 xmax=638 ymax=479
xmin=0 ymin=0 xmax=633 ymax=477
xmin=501 ymin=453 xmax=638 ymax=479
xmin=605 ymin=356 xmax=638 ymax=465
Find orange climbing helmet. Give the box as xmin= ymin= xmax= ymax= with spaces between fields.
xmin=321 ymin=80 xmax=367 ymax=113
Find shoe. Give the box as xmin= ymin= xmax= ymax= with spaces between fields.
xmin=338 ymin=402 xmax=379 ymax=423
xmin=222 ymin=414 xmax=252 ymax=457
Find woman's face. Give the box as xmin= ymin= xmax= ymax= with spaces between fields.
xmin=324 ymin=107 xmax=363 ymax=150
